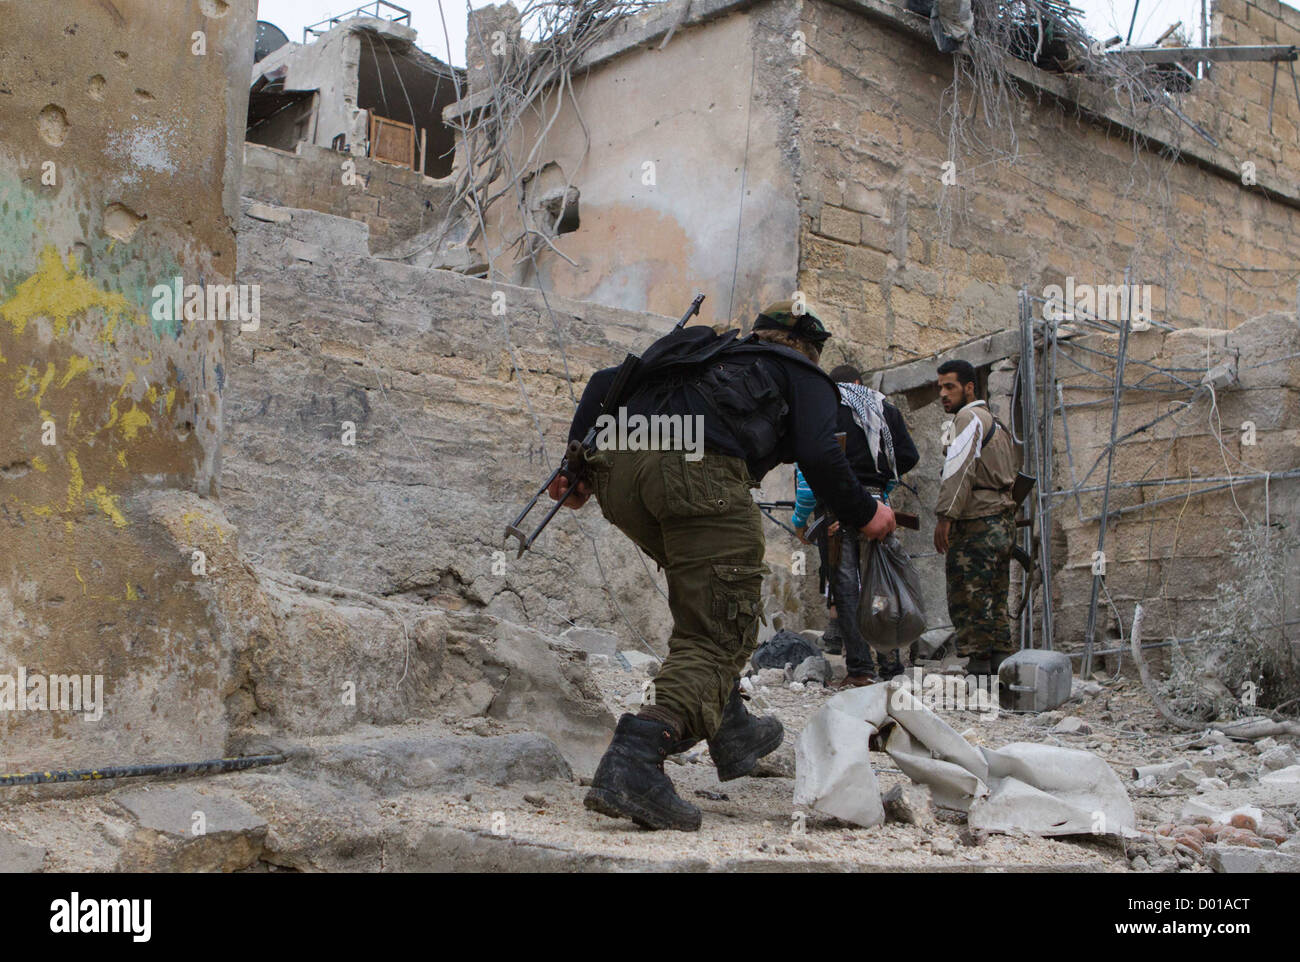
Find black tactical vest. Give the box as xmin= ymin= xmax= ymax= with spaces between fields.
xmin=629 ymin=327 xmax=839 ymax=469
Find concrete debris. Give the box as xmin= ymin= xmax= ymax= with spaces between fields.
xmin=619 ymin=650 xmax=660 ymax=673
xmin=930 ymin=837 xmax=956 ymax=855
xmin=1259 ymin=745 xmax=1298 ymax=770
xmin=882 ymin=783 xmax=935 ymax=827
xmin=794 ymin=680 xmax=1135 ymax=836
xmin=1261 ymin=764 xmax=1300 ymax=785
xmin=0 ymin=834 xmax=46 ymax=873
xmin=1051 ymin=716 xmax=1092 ymax=735
xmin=793 ymin=655 xmax=831 ymax=686
xmin=1133 ymin=759 xmax=1192 ymax=782
xmin=913 ymin=628 xmax=955 ymax=660
xmin=1208 ymin=845 xmax=1300 ymax=873
xmin=114 ymin=785 xmax=268 ymax=872
xmin=561 ymin=627 xmax=620 ymax=659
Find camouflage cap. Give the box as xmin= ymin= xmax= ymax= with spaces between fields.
xmin=753 ymin=299 xmax=832 ymax=345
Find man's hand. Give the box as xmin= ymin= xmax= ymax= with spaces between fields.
xmin=547 ymin=474 xmax=592 ymax=510
xmin=827 ymin=521 xmax=841 ymax=537
xmin=796 ymin=525 xmax=811 ymax=545
xmin=933 ymin=517 xmax=951 ymax=553
xmin=858 ymin=502 xmax=896 ymax=541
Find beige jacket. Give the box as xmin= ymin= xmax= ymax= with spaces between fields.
xmin=936 ymin=401 xmax=1018 ymax=520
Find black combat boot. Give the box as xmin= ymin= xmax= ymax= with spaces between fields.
xmin=707 ymin=685 xmax=784 ymax=782
xmin=584 ymin=715 xmax=702 ymax=831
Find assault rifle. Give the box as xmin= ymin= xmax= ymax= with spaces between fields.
xmin=754 ymin=500 xmax=799 ymax=536
xmin=503 ymin=293 xmax=706 ymax=557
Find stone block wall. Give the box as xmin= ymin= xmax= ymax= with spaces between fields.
xmin=241 ymin=142 xmax=454 ymax=253
xmin=0 ymin=0 xmax=255 ymax=770
xmin=796 ymin=0 xmax=1300 ymax=375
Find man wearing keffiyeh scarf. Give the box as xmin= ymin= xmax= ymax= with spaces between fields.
xmin=792 ymin=366 xmax=919 ymax=687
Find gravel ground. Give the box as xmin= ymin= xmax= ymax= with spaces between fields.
xmin=385 ymin=654 xmax=1233 ymax=870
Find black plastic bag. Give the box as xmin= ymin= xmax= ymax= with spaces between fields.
xmin=858 ymin=534 xmax=927 ymax=652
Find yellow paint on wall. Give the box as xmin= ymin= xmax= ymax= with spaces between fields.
xmin=181 ymin=509 xmax=228 ymax=545
xmin=165 ymin=387 xmax=176 ymax=413
xmin=73 ymin=567 xmax=86 ymax=595
xmin=66 ymin=409 xmax=80 ymax=435
xmin=125 ymin=582 xmax=139 ymax=601
xmin=117 ymin=450 xmax=127 ymax=468
xmin=0 ymin=247 xmax=138 ymax=338
xmin=118 ymin=403 xmax=151 ymax=441
xmin=88 ymin=486 xmax=127 ymax=527
xmin=32 ymin=362 xmax=55 ymax=407
xmin=65 ymin=450 xmax=84 ymax=509
xmin=31 ymin=457 xmax=47 ymax=472
xmin=57 ymin=355 xmax=94 ymax=388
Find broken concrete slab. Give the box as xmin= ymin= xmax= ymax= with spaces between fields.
xmin=1260 ymin=764 xmax=1300 ymax=786
xmin=1259 ymin=746 xmax=1298 ymax=770
xmin=0 ymin=833 xmax=46 ymax=872
xmin=793 ymin=655 xmax=831 ymax=685
xmin=1052 ymin=716 xmax=1092 ymax=735
xmin=299 ymin=731 xmax=574 ymax=794
xmin=244 ymin=201 xmax=292 ymax=223
xmin=620 ymin=650 xmax=659 ymax=673
xmin=479 ymin=619 xmax=617 ymax=779
xmin=114 ymin=785 xmax=268 ymax=872
xmin=561 ymin=626 xmax=619 ymax=658
xmin=1207 ymin=844 xmax=1300 ymax=873
xmin=116 ymin=785 xmax=266 ymax=837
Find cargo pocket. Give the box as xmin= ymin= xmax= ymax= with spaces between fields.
xmin=710 ymin=562 xmax=768 ymax=654
xmin=661 ymin=453 xmax=735 ymax=517
xmin=585 ymin=450 xmax=617 ymax=525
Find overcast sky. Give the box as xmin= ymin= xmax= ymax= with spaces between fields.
xmin=255 ymin=0 xmax=1289 ymax=67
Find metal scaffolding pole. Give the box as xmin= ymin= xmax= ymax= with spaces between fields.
xmin=1038 ymin=313 xmax=1058 ymax=650
xmin=1017 ymin=287 xmax=1038 ymax=650
xmin=1081 ymin=268 xmax=1132 ymax=678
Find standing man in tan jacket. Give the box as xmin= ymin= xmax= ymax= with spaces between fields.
xmin=933 ymin=360 xmax=1020 ymax=674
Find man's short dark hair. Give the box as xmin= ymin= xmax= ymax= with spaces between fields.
xmin=829 ymin=364 xmax=861 ymax=383
xmin=937 ymin=359 xmax=977 ymax=387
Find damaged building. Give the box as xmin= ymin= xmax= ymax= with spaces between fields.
xmin=243 ymin=4 xmax=464 ymax=251
xmin=0 ymin=0 xmax=1298 ymax=875
xmin=419 ymin=0 xmax=1300 ymax=661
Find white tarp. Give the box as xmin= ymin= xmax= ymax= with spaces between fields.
xmin=795 ymin=679 xmax=1136 ymax=836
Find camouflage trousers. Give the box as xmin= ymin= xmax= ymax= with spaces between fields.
xmin=585 ymin=448 xmax=768 ymax=741
xmin=945 ymin=509 xmax=1016 ymax=661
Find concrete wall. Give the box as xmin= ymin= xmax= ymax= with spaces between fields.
xmin=253 ymin=21 xmax=374 ymax=151
xmin=242 ymin=142 xmax=454 ymax=253
xmin=459 ymin=1 xmax=805 ymax=327
xmin=0 ymin=0 xmax=255 ymax=769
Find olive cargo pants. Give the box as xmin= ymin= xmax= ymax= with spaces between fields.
xmin=586 ymin=448 xmax=768 ymax=741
